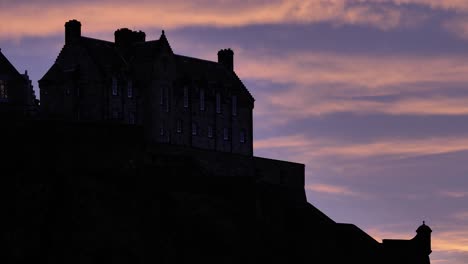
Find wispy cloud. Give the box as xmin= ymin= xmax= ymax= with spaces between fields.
xmin=0 ymin=1 xmax=416 ymax=39
xmin=254 ymin=134 xmax=468 ymax=160
xmin=236 ymin=51 xmax=468 ymax=117
xmin=306 ymin=183 xmax=366 ymax=197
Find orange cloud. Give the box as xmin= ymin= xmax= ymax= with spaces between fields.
xmin=234 ymin=51 xmax=468 ymax=117
xmin=254 ymin=134 xmax=468 ymax=160
xmin=305 ymin=183 xmax=365 ymax=197
xmin=0 ymin=1 xmax=409 ymax=39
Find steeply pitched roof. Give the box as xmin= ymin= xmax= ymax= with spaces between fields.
xmin=0 ymin=49 xmax=22 ymax=78
xmin=174 ymin=54 xmax=254 ymax=102
xmin=80 ymin=37 xmax=126 ymax=75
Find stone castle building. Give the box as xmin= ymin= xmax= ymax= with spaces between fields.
xmin=0 ymin=49 xmax=38 ymax=119
xmin=2 ymin=20 xmax=432 ymax=264
xmin=39 ymin=20 xmax=253 ymax=155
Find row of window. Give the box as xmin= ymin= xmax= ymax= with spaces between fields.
xmin=183 ymin=86 xmax=237 ymax=115
xmin=110 ymin=81 xmax=239 ymax=116
xmin=161 ymin=122 xmax=247 ymax=143
xmin=0 ymin=80 xmax=8 ymax=100
xmin=112 ymin=78 xmax=133 ymax=98
xmin=111 ymin=110 xmax=136 ymax=124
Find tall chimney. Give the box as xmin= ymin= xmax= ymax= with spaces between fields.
xmin=65 ymin=19 xmax=81 ymax=45
xmin=218 ymin=49 xmax=234 ymax=71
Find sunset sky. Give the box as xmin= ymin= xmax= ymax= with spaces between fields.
xmin=1 ymin=0 xmax=468 ymax=263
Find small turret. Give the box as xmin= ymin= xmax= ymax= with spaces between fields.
xmin=218 ymin=49 xmax=234 ymax=71
xmin=415 ymin=221 xmax=432 ymax=255
xmin=65 ymin=19 xmax=81 ymax=45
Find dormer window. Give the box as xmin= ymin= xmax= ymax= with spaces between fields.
xmin=127 ymin=81 xmax=133 ymax=98
xmin=112 ymin=77 xmax=118 ymax=96
xmin=0 ymin=80 xmax=8 ymax=100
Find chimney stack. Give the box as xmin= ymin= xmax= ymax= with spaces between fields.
xmin=218 ymin=49 xmax=234 ymax=71
xmin=65 ymin=19 xmax=81 ymax=45
xmin=115 ymin=28 xmax=146 ymax=48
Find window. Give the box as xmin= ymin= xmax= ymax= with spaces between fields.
xmin=0 ymin=80 xmax=6 ymax=100
xmin=216 ymin=93 xmax=221 ymax=113
xmin=232 ymin=95 xmax=237 ymax=116
xmin=127 ymin=81 xmax=133 ymax=98
xmin=112 ymin=110 xmax=120 ymax=120
xmin=200 ymin=89 xmax=205 ymax=111
xmin=160 ymin=86 xmax=164 ymax=105
xmin=208 ymin=126 xmax=213 ymax=138
xmin=112 ymin=77 xmax=118 ymax=96
xmin=183 ymin=86 xmax=189 ymax=108
xmin=65 ymin=87 xmax=71 ymax=96
xmin=177 ymin=119 xmax=182 ymax=133
xmin=160 ymin=123 xmax=165 ymax=136
xmin=129 ymin=112 xmax=136 ymax=124
xmin=192 ymin=122 xmax=197 ymax=135
xmin=165 ymin=86 xmax=169 ymax=112
xmin=240 ymin=130 xmax=246 ymax=143
xmin=223 ymin=128 xmax=229 ymax=141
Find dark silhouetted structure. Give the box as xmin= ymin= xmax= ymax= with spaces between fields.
xmin=0 ymin=49 xmax=38 ymax=119
xmin=39 ymin=20 xmax=253 ymax=155
xmin=3 ymin=19 xmax=432 ymax=264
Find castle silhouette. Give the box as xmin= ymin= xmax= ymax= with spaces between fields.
xmin=1 ymin=20 xmax=432 ymax=264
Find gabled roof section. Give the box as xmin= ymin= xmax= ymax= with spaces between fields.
xmin=80 ymin=37 xmax=125 ymax=75
xmin=174 ymin=54 xmax=255 ymax=103
xmin=0 ymin=49 xmax=22 ymax=78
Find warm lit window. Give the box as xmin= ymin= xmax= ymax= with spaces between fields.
xmin=112 ymin=77 xmax=118 ymax=96
xmin=177 ymin=119 xmax=182 ymax=133
xmin=208 ymin=126 xmax=213 ymax=138
xmin=216 ymin=92 xmax=221 ymax=114
xmin=223 ymin=128 xmax=229 ymax=140
xmin=127 ymin=81 xmax=133 ymax=98
xmin=183 ymin=86 xmax=189 ymax=108
xmin=240 ymin=130 xmax=246 ymax=143
xmin=200 ymin=89 xmax=205 ymax=111
xmin=192 ymin=122 xmax=198 ymax=135
xmin=232 ymin=95 xmax=237 ymax=116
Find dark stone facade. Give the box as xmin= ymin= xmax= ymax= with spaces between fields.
xmin=39 ymin=20 xmax=253 ymax=155
xmin=0 ymin=49 xmax=38 ymax=119
xmin=2 ymin=19 xmax=432 ymax=264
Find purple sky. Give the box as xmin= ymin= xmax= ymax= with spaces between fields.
xmin=2 ymin=1 xmax=468 ymax=262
